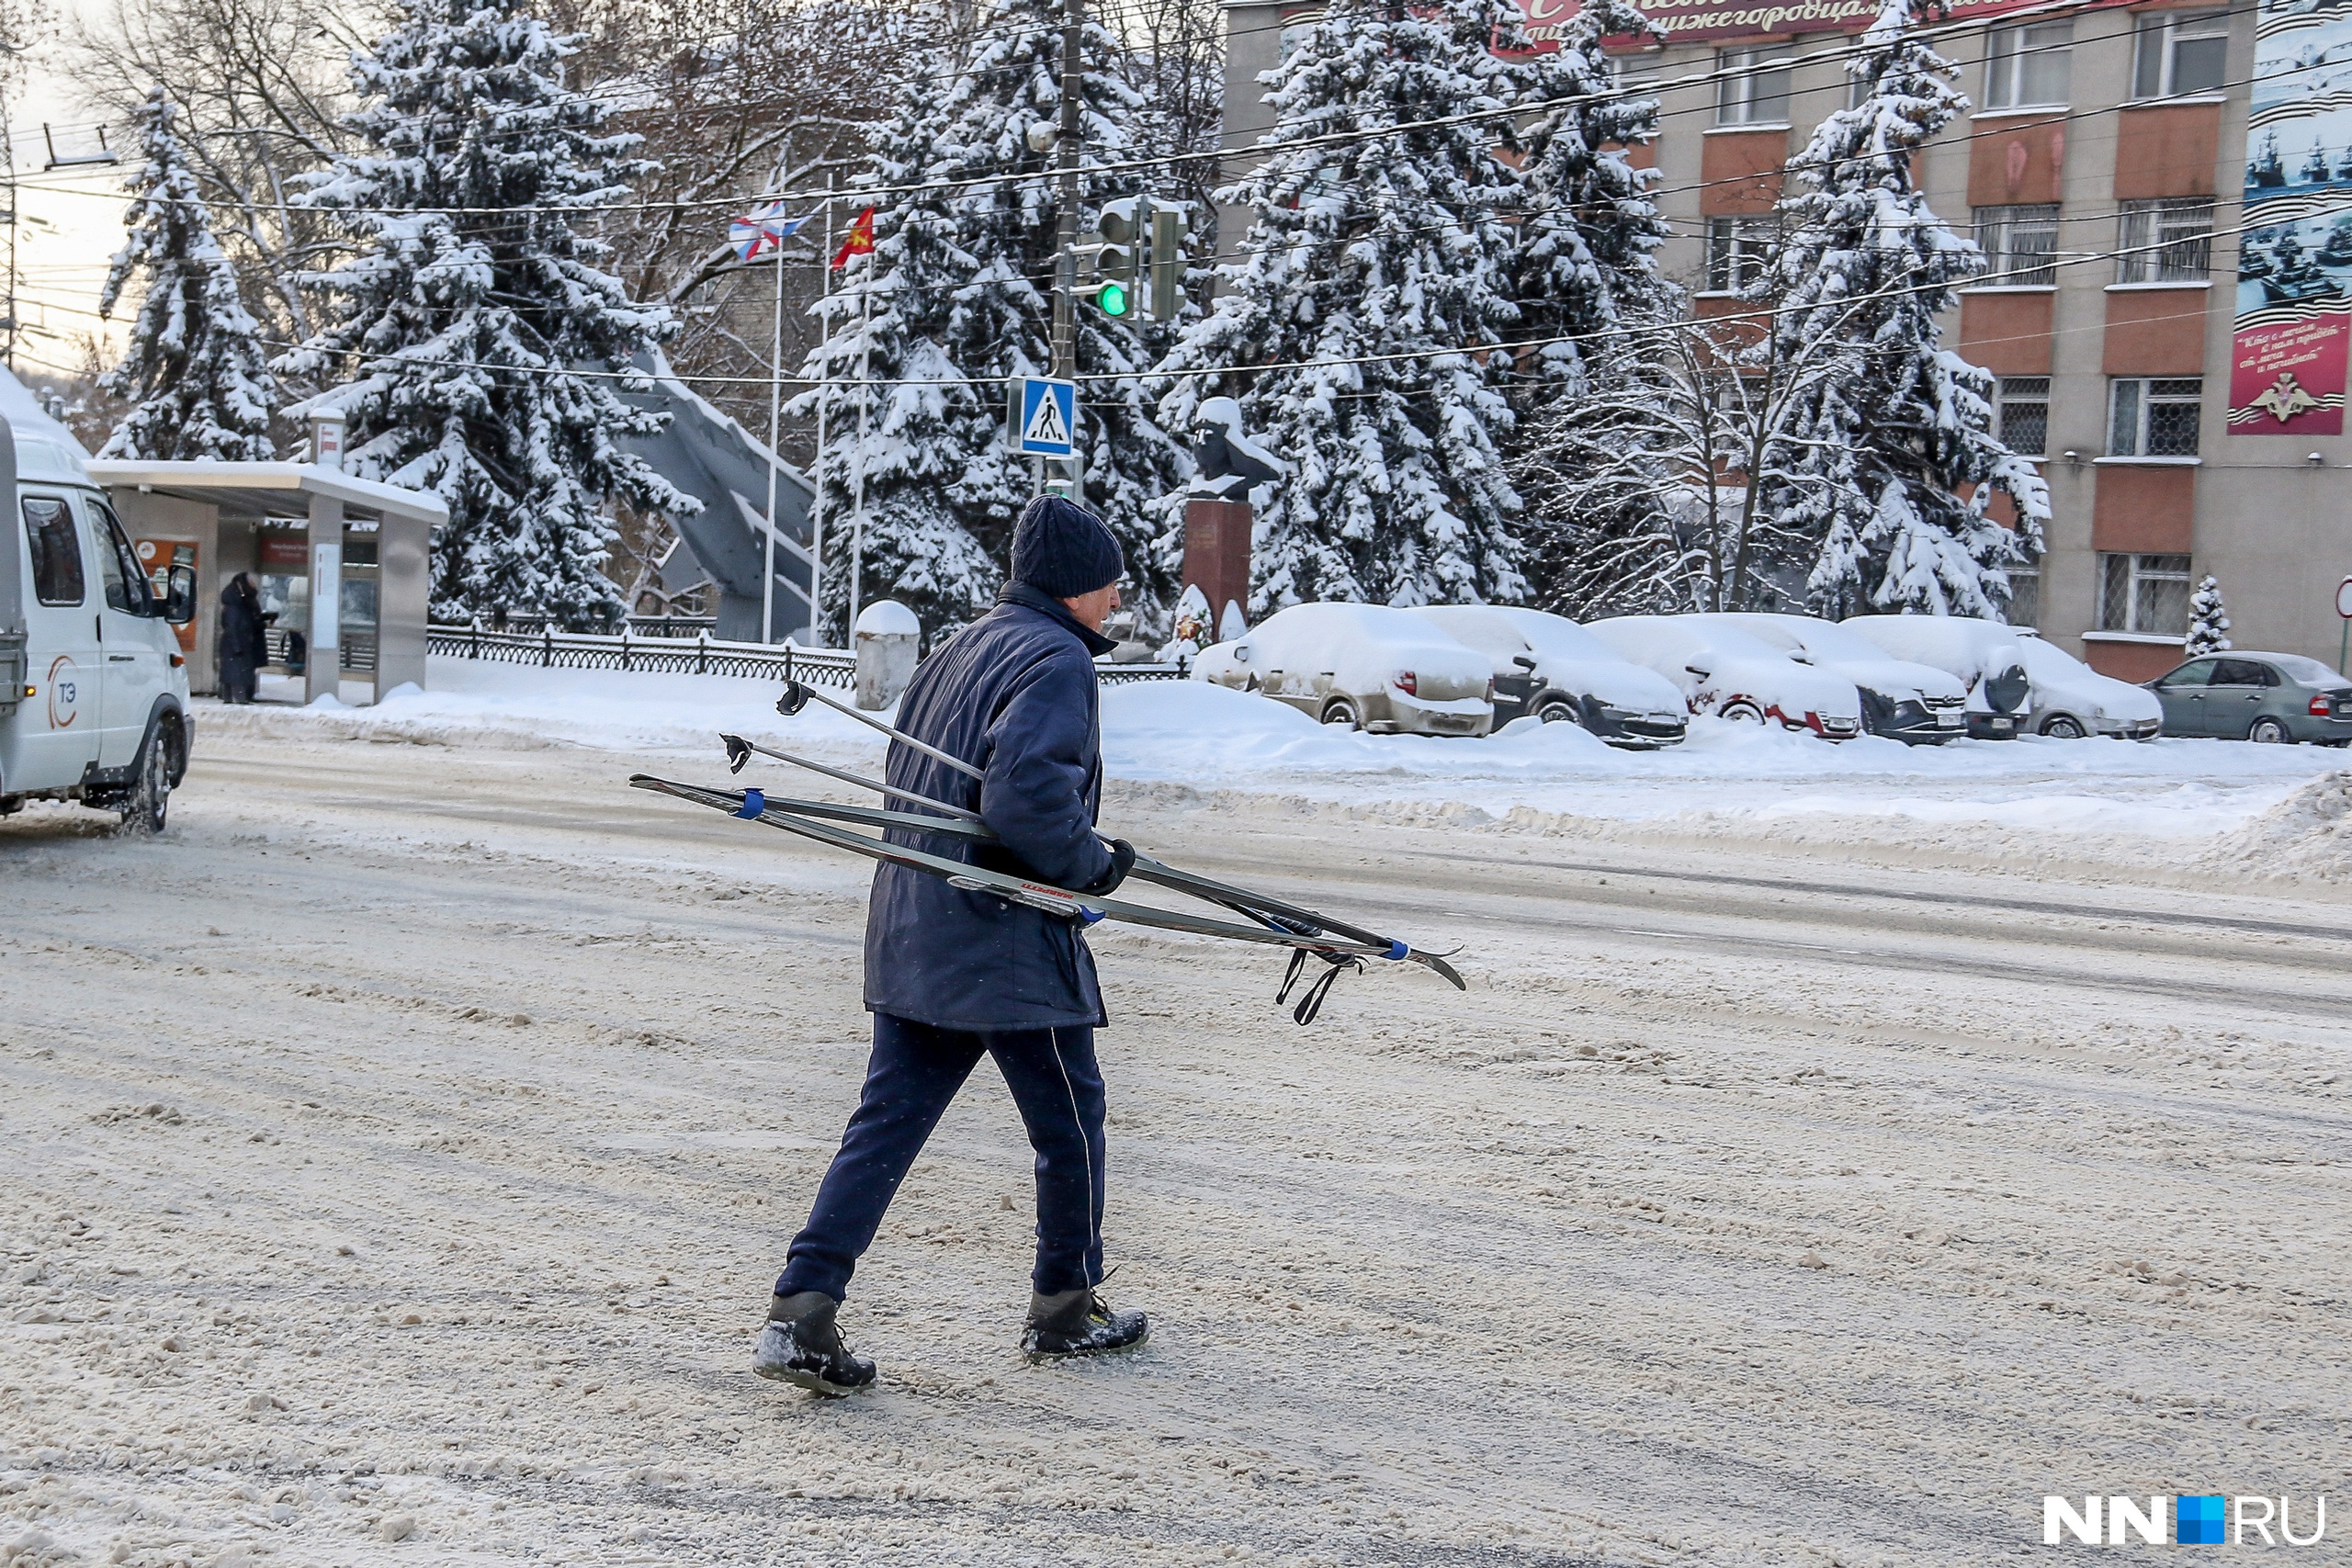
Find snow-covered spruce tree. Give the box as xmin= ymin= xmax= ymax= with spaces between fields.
xmin=1156 ymin=0 xmax=1530 ymax=612
xmin=277 ymin=0 xmax=692 ymax=626
xmin=96 ymin=87 xmax=277 ymax=461
xmin=1500 ymin=0 xmax=1670 ymax=384
xmin=2185 ymin=574 xmax=2233 ymax=655
xmin=1754 ymin=0 xmax=2047 ymax=619
xmin=796 ymin=0 xmax=1188 ymax=645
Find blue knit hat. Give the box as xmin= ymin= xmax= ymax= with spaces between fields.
xmin=1011 ymin=496 xmax=1125 ymax=599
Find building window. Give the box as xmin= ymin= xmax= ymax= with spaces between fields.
xmin=1995 ymin=376 xmax=2050 ymax=456
xmin=2098 ymin=553 xmax=2191 ymax=636
xmin=1985 ymin=19 xmax=2074 ymax=108
xmin=1705 ymin=216 xmax=1775 ymax=291
xmin=1973 ymin=204 xmax=2061 ymax=285
xmin=2133 ymin=9 xmax=2229 ymax=99
xmin=2115 ymin=199 xmax=2214 ymax=283
xmin=2006 ymin=564 xmax=2041 ymax=627
xmin=2109 ymin=377 xmax=2203 ymax=456
xmin=1716 ymin=46 xmax=1792 ymax=125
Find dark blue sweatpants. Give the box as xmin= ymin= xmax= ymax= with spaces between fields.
xmin=775 ymin=1013 xmax=1106 ymax=1301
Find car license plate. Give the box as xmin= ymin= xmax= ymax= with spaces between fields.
xmin=1988 ymin=716 xmax=2013 ymax=730
xmin=1938 ymin=709 xmax=1963 ymax=727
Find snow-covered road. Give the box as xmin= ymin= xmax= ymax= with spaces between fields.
xmin=2 ymin=719 xmax=2346 ymax=1565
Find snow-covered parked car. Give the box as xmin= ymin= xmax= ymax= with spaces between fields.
xmin=1840 ymin=615 xmax=2034 ymax=739
xmin=1689 ymin=613 xmax=1968 ymax=744
xmin=1408 ymin=604 xmax=1688 ymax=747
xmin=1586 ymin=616 xmax=1863 ymax=739
xmin=2006 ymin=634 xmax=2162 ymax=739
xmin=1192 ymin=602 xmax=1494 ymax=736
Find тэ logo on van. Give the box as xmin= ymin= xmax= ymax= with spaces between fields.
xmin=2043 ymin=1495 xmax=2328 ymax=1545
xmin=45 ymin=655 xmax=78 ymax=728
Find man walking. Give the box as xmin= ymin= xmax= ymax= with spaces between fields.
xmin=753 ymin=496 xmax=1148 ymax=1396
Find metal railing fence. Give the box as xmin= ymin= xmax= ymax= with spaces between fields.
xmin=424 ymin=623 xmax=1191 ymax=686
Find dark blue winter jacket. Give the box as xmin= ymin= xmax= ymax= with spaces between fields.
xmin=863 ymin=582 xmax=1120 ymax=1031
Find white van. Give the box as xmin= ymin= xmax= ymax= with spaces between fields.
xmin=0 ymin=417 xmax=195 ymax=830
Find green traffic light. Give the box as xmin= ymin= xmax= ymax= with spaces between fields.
xmin=1095 ymin=280 xmax=1131 ymax=317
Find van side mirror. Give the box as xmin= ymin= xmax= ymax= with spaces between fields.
xmin=1685 ymin=663 xmax=1711 ymax=678
xmin=164 ymin=564 xmax=197 ymax=626
xmin=1511 ymin=654 xmax=1537 ymax=671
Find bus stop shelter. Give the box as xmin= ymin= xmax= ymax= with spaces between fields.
xmin=85 ymin=460 xmax=448 ymax=705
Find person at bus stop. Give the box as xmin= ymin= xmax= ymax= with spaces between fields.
xmin=216 ymin=571 xmax=268 ymax=705
xmin=752 ymin=495 xmax=1148 ymax=1397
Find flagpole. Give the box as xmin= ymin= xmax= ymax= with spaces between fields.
xmin=762 ymin=218 xmax=784 ymax=646
xmin=850 ymin=265 xmax=872 ymax=633
xmin=810 ymin=181 xmax=833 ymax=646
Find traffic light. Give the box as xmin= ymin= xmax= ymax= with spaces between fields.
xmin=1148 ymin=205 xmax=1189 ymax=321
xmin=1094 ymin=199 xmax=1140 ymax=318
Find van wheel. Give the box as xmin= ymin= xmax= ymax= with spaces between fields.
xmin=1320 ymin=696 xmax=1361 ymax=729
xmin=120 ymin=729 xmax=171 ymax=834
xmin=1719 ymin=700 xmax=1765 ymax=724
xmin=2040 ymin=715 xmax=2086 ymax=739
xmin=1534 ymin=696 xmax=1577 ymax=724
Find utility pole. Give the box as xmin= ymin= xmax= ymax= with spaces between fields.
xmin=1049 ymin=0 xmax=1083 ymax=496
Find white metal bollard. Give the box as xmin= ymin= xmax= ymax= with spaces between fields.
xmin=854 ymin=599 xmax=921 ymax=711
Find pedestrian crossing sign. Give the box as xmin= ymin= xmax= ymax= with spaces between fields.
xmin=1009 ymin=377 xmax=1078 ymax=457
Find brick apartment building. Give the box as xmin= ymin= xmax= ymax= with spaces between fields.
xmin=1220 ymin=0 xmax=2352 ymax=680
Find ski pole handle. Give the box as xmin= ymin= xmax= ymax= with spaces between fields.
xmin=778 ymin=680 xmax=985 ymax=782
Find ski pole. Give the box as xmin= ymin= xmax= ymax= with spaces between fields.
xmin=726 ymin=731 xmax=1328 ymax=942
xmin=633 ymin=775 xmax=1409 ymax=964
xmin=778 ymin=679 xmax=982 ymax=781
xmin=719 ymin=733 xmax=982 ymax=822
xmin=721 ymin=730 xmax=1463 ymax=985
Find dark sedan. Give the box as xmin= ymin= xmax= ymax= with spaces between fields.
xmin=2148 ymin=652 xmax=2352 ymax=744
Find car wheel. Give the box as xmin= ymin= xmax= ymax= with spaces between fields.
xmin=119 ymin=728 xmax=171 ymax=834
xmin=2247 ymin=716 xmax=2293 ymax=744
xmin=1320 ymin=696 xmax=1361 ymax=729
xmin=1719 ymin=700 xmax=1765 ymax=724
xmin=2040 ymin=715 xmax=2086 ymax=739
xmin=1534 ymin=696 xmax=1577 ymax=725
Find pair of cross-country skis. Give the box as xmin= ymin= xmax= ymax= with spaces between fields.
xmin=631 ymin=678 xmax=1464 ymax=1024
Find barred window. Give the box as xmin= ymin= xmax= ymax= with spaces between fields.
xmin=1974 ymin=204 xmax=2061 ymax=286
xmin=1996 ymin=376 xmax=2050 ymax=457
xmin=2006 ymin=565 xmax=2041 ymax=628
xmin=2098 ymin=553 xmax=2191 ymax=636
xmin=2109 ymin=378 xmax=2203 ymax=457
xmin=1705 ymin=216 xmax=1775 ymax=291
xmin=2116 ymin=200 xmax=2213 ymax=283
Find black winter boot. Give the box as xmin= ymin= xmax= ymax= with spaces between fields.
xmin=752 ymin=1291 xmax=876 ymax=1396
xmin=1022 ymin=1286 xmax=1148 ymax=1359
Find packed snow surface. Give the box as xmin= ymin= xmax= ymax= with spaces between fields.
xmin=225 ymin=657 xmax=2352 ymax=846
xmin=4 ymin=721 xmax=2346 ymax=1565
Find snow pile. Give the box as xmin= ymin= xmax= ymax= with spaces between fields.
xmin=2194 ymin=770 xmax=2352 ymax=884
xmin=197 ymin=660 xmax=2352 ymax=863
xmin=202 ymin=660 xmax=888 ymax=759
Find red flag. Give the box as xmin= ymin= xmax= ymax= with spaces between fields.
xmin=831 ymin=206 xmax=876 ymax=270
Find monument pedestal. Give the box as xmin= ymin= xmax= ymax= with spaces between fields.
xmin=1181 ymin=497 xmax=1251 ymax=632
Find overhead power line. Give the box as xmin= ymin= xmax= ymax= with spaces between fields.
xmin=71 ymin=196 xmax=2284 ymax=398
xmin=9 ymin=0 xmax=2178 ymax=220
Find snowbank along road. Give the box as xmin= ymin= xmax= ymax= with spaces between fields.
xmin=2 ymin=716 xmax=2347 ymax=1566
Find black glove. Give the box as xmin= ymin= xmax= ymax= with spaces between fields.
xmin=1082 ymin=838 xmax=1136 ymax=897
